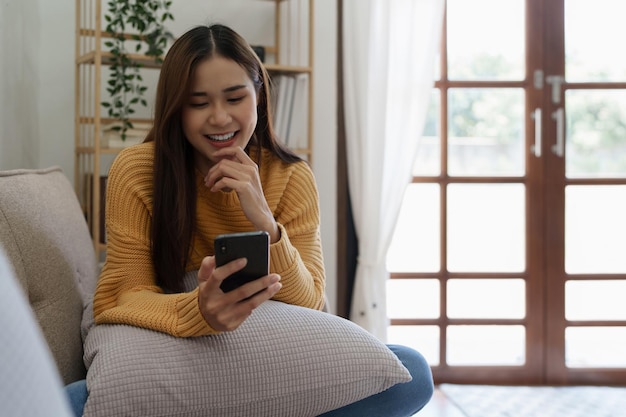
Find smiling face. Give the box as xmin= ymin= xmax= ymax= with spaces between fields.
xmin=182 ymin=55 xmax=258 ymax=174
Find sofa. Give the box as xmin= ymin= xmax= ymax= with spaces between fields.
xmin=0 ymin=167 xmax=411 ymax=417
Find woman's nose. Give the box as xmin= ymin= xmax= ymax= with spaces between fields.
xmin=209 ymin=104 xmax=231 ymax=126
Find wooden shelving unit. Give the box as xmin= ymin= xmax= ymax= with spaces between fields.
xmin=75 ymin=0 xmax=314 ymax=257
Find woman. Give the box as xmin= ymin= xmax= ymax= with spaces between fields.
xmin=93 ymin=23 xmax=325 ymax=336
xmin=68 ymin=24 xmax=433 ymax=416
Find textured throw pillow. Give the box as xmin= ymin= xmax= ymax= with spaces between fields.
xmin=83 ymin=300 xmax=411 ymax=417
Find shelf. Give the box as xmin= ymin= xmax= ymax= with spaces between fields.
xmin=77 ymin=50 xmax=163 ymax=68
xmin=265 ymin=64 xmax=312 ymax=74
xmin=76 ymin=0 xmax=314 ymax=256
xmin=78 ymin=117 xmax=153 ymax=125
xmin=79 ymin=28 xmax=152 ymax=42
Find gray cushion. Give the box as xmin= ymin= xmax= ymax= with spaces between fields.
xmin=0 ymin=167 xmax=97 ymax=384
xmin=83 ymin=300 xmax=411 ymax=417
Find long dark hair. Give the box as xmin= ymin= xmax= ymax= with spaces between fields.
xmin=145 ymin=24 xmax=301 ymax=292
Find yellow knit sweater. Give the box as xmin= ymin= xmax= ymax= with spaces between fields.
xmin=93 ymin=142 xmax=325 ymax=337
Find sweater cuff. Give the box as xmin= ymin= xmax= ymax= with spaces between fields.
xmin=269 ymin=223 xmax=298 ymax=274
xmin=175 ymin=289 xmax=220 ymax=337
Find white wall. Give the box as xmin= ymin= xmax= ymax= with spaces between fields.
xmin=0 ymin=0 xmax=40 ymax=169
xmin=0 ymin=0 xmax=338 ymax=312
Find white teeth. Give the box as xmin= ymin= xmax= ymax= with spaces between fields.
xmin=207 ymin=132 xmax=235 ymax=141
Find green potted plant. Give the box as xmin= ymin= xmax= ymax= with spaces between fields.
xmin=102 ymin=0 xmax=174 ymax=142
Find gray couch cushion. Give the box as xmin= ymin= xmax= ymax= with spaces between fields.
xmin=0 ymin=167 xmax=97 ymax=384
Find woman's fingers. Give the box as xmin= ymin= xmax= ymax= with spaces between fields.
xmin=225 ymin=273 xmax=281 ymax=301
xmin=197 ymin=255 xmax=282 ymax=332
xmin=203 ymin=153 xmax=277 ymax=235
xmin=213 ymin=276 xmax=282 ymax=331
xmin=197 ymin=255 xmax=246 ymax=290
xmin=205 ymin=159 xmax=257 ymax=192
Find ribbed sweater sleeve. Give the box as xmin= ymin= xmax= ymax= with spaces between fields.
xmin=93 ymin=143 xmax=217 ymax=337
xmin=263 ymin=159 xmax=326 ymax=310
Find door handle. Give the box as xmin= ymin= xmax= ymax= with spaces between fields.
xmin=551 ymin=108 xmax=564 ymax=157
xmin=531 ymin=108 xmax=542 ymax=157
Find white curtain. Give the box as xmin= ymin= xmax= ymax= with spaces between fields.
xmin=342 ymin=0 xmax=444 ymax=340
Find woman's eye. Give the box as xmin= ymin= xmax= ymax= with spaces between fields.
xmin=189 ymin=102 xmax=208 ymax=108
xmin=227 ymin=96 xmax=244 ymax=103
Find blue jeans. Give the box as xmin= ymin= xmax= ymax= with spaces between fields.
xmin=65 ymin=379 xmax=88 ymax=417
xmin=318 ymin=344 xmax=434 ymax=417
xmin=64 ymin=344 xmax=433 ymax=417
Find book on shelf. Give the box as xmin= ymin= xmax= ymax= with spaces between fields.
xmin=278 ymin=0 xmax=309 ymax=66
xmin=272 ymin=73 xmax=308 ymax=149
xmin=286 ymin=73 xmax=309 ymax=149
xmin=274 ymin=74 xmax=295 ymax=142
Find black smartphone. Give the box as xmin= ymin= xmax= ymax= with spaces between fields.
xmin=215 ymin=231 xmax=270 ymax=293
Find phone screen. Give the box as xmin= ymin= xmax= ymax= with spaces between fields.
xmin=215 ymin=231 xmax=270 ymax=293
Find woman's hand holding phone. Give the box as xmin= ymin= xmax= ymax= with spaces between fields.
xmin=196 ymin=232 xmax=281 ymax=332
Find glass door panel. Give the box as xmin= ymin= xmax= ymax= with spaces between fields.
xmin=566 ymin=90 xmax=626 ymax=178
xmin=447 ymin=0 xmax=525 ymax=81
xmin=447 ymin=325 xmax=526 ymax=366
xmin=565 ymin=186 xmax=626 ymax=273
xmin=448 ymin=89 xmax=525 ymax=177
xmin=565 ymin=0 xmax=626 ymax=82
xmin=387 ymin=279 xmax=440 ymax=319
xmin=447 ymin=184 xmax=525 ymax=272
xmin=447 ymin=279 xmax=525 ymax=319
xmin=566 ymin=281 xmax=626 ymax=321
xmin=566 ymin=327 xmax=626 ymax=368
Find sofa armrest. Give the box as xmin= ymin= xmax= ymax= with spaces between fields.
xmin=0 ymin=167 xmax=97 ymax=384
